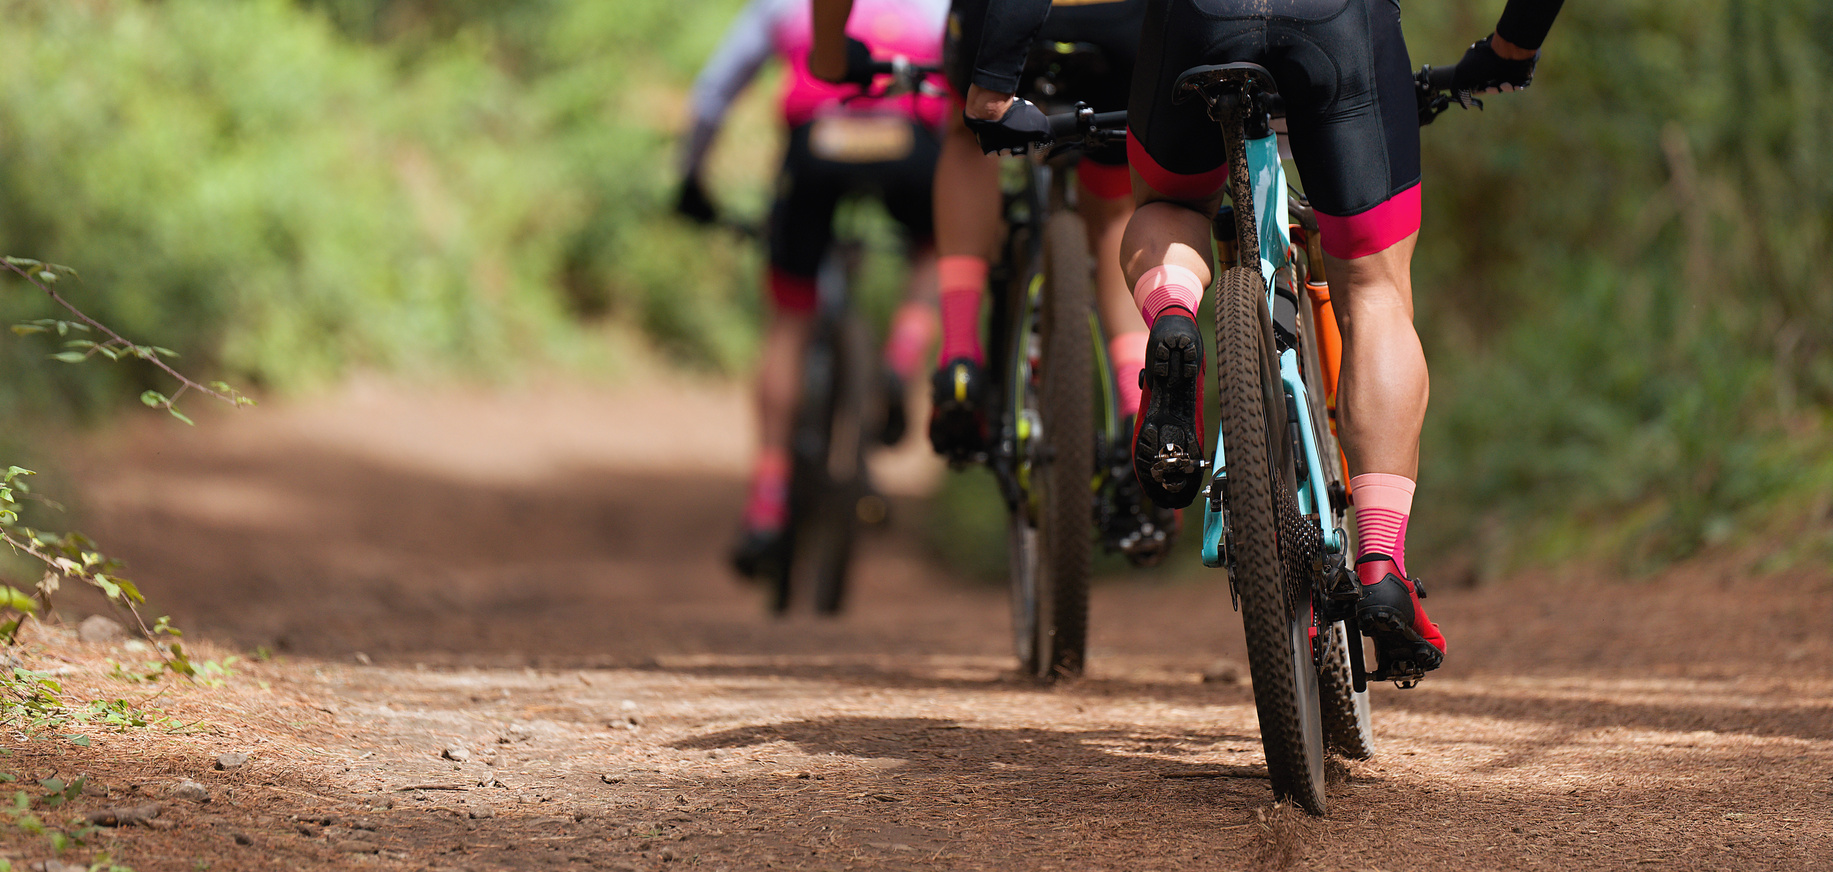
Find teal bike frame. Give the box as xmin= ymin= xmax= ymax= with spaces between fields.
xmin=1201 ymin=129 xmax=1345 ymax=568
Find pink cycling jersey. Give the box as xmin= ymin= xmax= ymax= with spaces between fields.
xmin=682 ymin=0 xmax=948 ymax=175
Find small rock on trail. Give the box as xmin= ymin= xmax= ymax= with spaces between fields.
xmin=215 ymin=752 xmax=250 ymax=770
xmin=168 ymin=780 xmax=209 ymax=802
xmin=77 ymin=614 xmax=127 ymax=644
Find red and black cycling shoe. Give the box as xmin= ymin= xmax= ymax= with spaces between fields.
xmin=1354 ymin=553 xmax=1446 ymax=682
xmin=1131 ymin=306 xmax=1206 ymax=509
xmin=929 ymin=357 xmax=989 ymax=462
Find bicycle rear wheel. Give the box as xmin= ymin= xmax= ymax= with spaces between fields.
xmin=1216 ymin=266 xmax=1327 ymax=813
xmin=782 ymin=313 xmax=874 ymax=615
xmin=1298 ymin=299 xmax=1375 ymax=759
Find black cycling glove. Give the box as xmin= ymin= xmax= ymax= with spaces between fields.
xmin=674 ymin=176 xmax=717 ymax=225
xmin=1452 ymin=35 xmax=1539 ymax=94
xmin=838 ymin=36 xmax=878 ymax=87
xmin=963 ymin=99 xmax=1050 ymax=155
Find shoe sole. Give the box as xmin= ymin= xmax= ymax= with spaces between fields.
xmin=1133 ymin=320 xmax=1203 ymax=509
xmin=1357 ymin=604 xmax=1445 ymax=682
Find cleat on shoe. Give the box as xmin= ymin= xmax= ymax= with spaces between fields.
xmin=1131 ymin=308 xmax=1206 ymax=509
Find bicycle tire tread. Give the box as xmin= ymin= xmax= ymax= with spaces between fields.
xmin=1217 ymin=267 xmax=1327 ymax=813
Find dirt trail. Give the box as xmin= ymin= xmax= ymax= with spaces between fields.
xmin=8 ymin=376 xmax=1831 ymax=871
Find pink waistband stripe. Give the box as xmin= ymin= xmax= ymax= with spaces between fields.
xmin=1314 ymin=184 xmax=1421 ymax=260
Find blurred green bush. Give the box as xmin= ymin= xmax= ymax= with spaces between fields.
xmin=0 ymin=0 xmax=762 ymax=423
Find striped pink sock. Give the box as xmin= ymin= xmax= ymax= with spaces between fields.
xmin=1110 ymin=330 xmax=1148 ymax=419
xmin=1133 ymin=265 xmax=1204 ymax=327
xmin=1351 ymin=473 xmax=1415 ymax=575
xmin=937 ymin=256 xmax=986 ymax=365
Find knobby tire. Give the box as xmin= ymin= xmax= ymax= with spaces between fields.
xmin=1216 ymin=267 xmax=1328 ymax=814
xmin=1298 ymin=301 xmax=1376 ymax=759
xmin=783 ymin=314 xmax=873 ymax=615
xmin=1033 ymin=211 xmax=1095 ymax=681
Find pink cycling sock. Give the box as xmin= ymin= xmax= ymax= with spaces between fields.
xmin=883 ymin=301 xmax=938 ymax=381
xmin=937 ymin=256 xmax=987 ymax=365
xmin=742 ymin=450 xmax=791 ymax=532
xmin=1133 ymin=265 xmax=1204 ymax=327
xmin=1110 ymin=330 xmax=1148 ymax=419
xmin=1351 ymin=473 xmax=1416 ymax=576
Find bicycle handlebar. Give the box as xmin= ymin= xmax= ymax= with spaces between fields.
xmin=853 ymin=57 xmax=944 ymax=100
xmin=1415 ymin=61 xmax=1476 ymax=125
xmin=1041 ymin=103 xmax=1129 ymax=151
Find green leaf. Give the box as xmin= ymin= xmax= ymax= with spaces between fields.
xmin=49 ymin=351 xmax=87 ymax=364
xmin=10 ymin=324 xmax=46 ymax=336
xmin=139 ymin=391 xmax=167 ymax=408
xmin=0 ymin=586 xmax=38 ymax=613
xmin=168 ymin=407 xmax=195 ymax=426
xmin=67 ymin=735 xmax=90 ymax=747
xmin=114 ymin=578 xmax=143 ymax=604
xmin=151 ymin=346 xmax=178 ymax=358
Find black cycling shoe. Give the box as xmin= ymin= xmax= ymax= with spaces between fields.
xmin=1354 ymin=553 xmax=1446 ymax=685
xmin=929 ymin=357 xmax=988 ymax=462
xmin=878 ymin=370 xmax=908 ymax=447
xmin=1132 ymin=308 xmax=1206 ymax=509
xmin=729 ymin=526 xmax=787 ymax=581
xmin=1108 ymin=415 xmax=1183 ymax=567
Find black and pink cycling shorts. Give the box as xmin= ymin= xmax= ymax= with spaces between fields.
xmin=1127 ymin=0 xmax=1421 ymax=259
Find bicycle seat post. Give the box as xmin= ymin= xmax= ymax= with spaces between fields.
xmin=1173 ymin=63 xmax=1279 ymax=269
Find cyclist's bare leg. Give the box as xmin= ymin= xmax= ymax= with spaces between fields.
xmin=935 ymin=115 xmax=1002 ymax=265
xmin=884 ymin=243 xmax=939 ymax=381
xmin=928 ymin=110 xmax=1002 ymax=455
xmin=1323 ymin=234 xmax=1443 ymax=669
xmin=745 ymin=306 xmax=813 ymax=532
xmin=1323 ymin=236 xmax=1426 ymax=481
xmin=1120 ymin=196 xmax=1222 ymax=293
xmin=1081 ymin=180 xmax=1139 ymax=336
xmin=1118 ymin=192 xmax=1220 ymax=508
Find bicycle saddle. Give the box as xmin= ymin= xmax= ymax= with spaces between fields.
xmin=1173 ymin=62 xmax=1279 ymax=104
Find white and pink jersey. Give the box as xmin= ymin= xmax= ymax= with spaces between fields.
xmin=682 ymin=0 xmax=948 ymax=174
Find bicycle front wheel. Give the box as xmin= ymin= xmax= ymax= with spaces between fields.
xmin=784 ymin=313 xmax=874 ymax=615
xmin=1215 ymin=266 xmax=1327 ymax=813
xmin=1008 ymin=212 xmax=1096 ymax=682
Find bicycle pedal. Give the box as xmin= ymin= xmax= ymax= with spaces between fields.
xmin=1150 ymin=444 xmax=1198 ymax=487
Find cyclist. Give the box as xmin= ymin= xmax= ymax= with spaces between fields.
xmin=676 ymin=0 xmax=952 ymax=576
xmin=962 ymin=0 xmax=1564 ymax=680
xmin=811 ymin=0 xmax=1153 ymax=471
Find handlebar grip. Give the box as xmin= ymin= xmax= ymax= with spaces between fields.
xmin=1427 ymin=64 xmax=1456 ymax=90
xmin=1046 ymin=111 xmax=1081 ymax=142
xmin=1087 ymin=110 xmax=1129 ymax=130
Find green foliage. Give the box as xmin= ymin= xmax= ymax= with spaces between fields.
xmin=0 ymin=0 xmax=765 ymax=427
xmin=1400 ymin=0 xmax=1833 ymax=572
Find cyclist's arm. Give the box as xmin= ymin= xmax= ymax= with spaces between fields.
xmin=809 ymin=0 xmax=855 ymax=83
xmin=1492 ymin=0 xmax=1565 ymax=54
xmin=679 ymin=0 xmax=787 ymax=177
xmin=959 ymin=0 xmax=1053 ymax=121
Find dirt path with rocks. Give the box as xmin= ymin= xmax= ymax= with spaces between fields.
xmin=4 ymin=375 xmax=1829 ymax=871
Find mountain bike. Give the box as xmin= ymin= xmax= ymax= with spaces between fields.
xmin=761 ymin=59 xmax=942 ymax=616
xmin=1162 ymin=58 xmax=1474 ymax=814
xmin=974 ymin=43 xmax=1175 ymax=682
